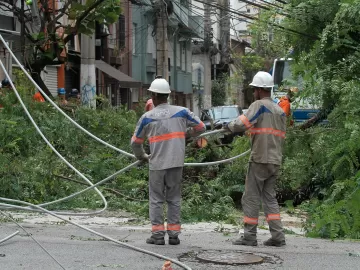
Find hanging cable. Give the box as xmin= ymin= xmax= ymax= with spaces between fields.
xmin=0 ymin=35 xmax=135 ymax=158
xmin=0 ymin=59 xmax=111 ymax=216
xmin=0 ymin=45 xmax=250 ymax=215
xmin=0 ymin=211 xmax=66 ymax=270
xmin=0 ymin=199 xmax=192 ymax=270
xmin=0 ymin=231 xmax=19 ymax=245
xmin=193 ymin=0 xmax=317 ymax=39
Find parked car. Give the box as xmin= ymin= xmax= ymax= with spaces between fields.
xmin=200 ymin=105 xmax=245 ymax=143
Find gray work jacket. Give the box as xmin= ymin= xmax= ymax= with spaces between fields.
xmin=131 ymin=103 xmax=206 ymax=170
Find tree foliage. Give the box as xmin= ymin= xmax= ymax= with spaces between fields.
xmin=211 ymin=75 xmax=228 ymax=106
xmin=0 ymin=69 xmax=242 ymax=222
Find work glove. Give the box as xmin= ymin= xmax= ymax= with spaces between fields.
xmin=137 ymin=153 xmax=150 ymax=162
xmin=221 ymin=122 xmax=233 ymax=134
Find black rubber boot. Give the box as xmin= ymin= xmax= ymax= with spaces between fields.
xmin=263 ymin=238 xmax=286 ymax=247
xmin=146 ymin=235 xmax=165 ymax=245
xmin=232 ymin=236 xmax=258 ymax=246
xmin=168 ymin=236 xmax=180 ymax=245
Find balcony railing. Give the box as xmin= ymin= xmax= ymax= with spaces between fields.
xmin=172 ymin=0 xmax=189 ymax=27
xmin=189 ymin=15 xmax=204 ymax=39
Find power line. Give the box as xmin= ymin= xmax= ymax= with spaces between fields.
xmin=188 ymin=0 xmax=310 ymax=49
xmin=193 ymin=0 xmax=317 ymax=39
xmin=237 ymin=0 xmax=271 ymax=11
xmin=274 ymin=0 xmax=287 ymax=4
xmin=257 ymin=0 xmax=283 ymax=9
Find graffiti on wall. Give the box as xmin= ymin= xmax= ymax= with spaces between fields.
xmin=81 ymin=83 xmax=95 ymax=105
xmin=81 ymin=76 xmax=96 ymax=107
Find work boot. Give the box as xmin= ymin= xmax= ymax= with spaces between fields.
xmin=146 ymin=235 xmax=165 ymax=245
xmin=168 ymin=236 xmax=180 ymax=245
xmin=232 ymin=236 xmax=257 ymax=246
xmin=263 ymin=238 xmax=286 ymax=247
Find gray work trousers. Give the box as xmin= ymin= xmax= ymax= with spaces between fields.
xmin=149 ymin=167 xmax=183 ymax=238
xmin=242 ymin=162 xmax=285 ymax=242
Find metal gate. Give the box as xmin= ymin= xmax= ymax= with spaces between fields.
xmin=44 ymin=66 xmax=58 ymax=97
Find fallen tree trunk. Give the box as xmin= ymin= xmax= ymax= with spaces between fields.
xmin=298 ymin=103 xmax=335 ymax=130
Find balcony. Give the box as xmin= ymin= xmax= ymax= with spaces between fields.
xmin=189 ymin=15 xmax=204 ymax=39
xmin=170 ymin=0 xmax=189 ymax=27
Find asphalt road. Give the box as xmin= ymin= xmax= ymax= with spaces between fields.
xmin=0 ymin=212 xmax=359 ymax=270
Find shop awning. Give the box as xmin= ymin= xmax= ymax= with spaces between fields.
xmin=95 ymin=60 xmax=142 ymax=88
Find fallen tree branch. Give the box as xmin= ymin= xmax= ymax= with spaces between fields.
xmin=53 ymin=173 xmax=88 ymax=186
xmin=103 ymin=188 xmax=148 ymax=202
xmin=53 ymin=174 xmax=148 ymax=202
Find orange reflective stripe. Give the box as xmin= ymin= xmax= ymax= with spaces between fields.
xmin=239 ymin=115 xmax=253 ymax=129
xmin=131 ymin=135 xmax=144 ymax=144
xmin=149 ymin=132 xmax=186 ymax=143
xmin=152 ymin=224 xmax=165 ymax=232
xmin=167 ymin=224 xmax=181 ymax=231
xmin=250 ymin=128 xmax=286 ymax=138
xmin=266 ymin=214 xmax=281 ymax=221
xmin=194 ymin=122 xmax=205 ymax=131
xmin=244 ymin=216 xmax=258 ymax=225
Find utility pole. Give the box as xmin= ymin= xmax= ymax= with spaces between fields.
xmin=20 ymin=0 xmax=25 ymax=59
xmin=80 ymin=0 xmax=96 ymax=108
xmin=203 ymin=0 xmax=212 ymax=109
xmin=156 ymin=0 xmax=168 ymax=81
xmin=219 ymin=0 xmax=230 ymax=66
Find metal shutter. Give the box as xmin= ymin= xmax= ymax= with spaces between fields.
xmin=44 ymin=66 xmax=58 ymax=97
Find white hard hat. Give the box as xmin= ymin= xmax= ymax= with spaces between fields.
xmin=148 ymin=76 xmax=171 ymax=94
xmin=249 ymin=71 xmax=274 ymax=88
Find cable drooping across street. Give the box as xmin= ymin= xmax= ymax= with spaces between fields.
xmin=0 ymin=34 xmax=250 ymax=270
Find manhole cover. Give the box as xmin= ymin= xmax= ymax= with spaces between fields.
xmin=196 ymin=250 xmax=264 ymax=265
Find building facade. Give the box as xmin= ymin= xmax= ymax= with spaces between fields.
xmin=131 ymin=0 xmax=200 ymax=110
xmin=0 ymin=3 xmax=21 ymax=81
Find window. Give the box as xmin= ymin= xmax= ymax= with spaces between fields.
xmin=181 ymin=42 xmax=186 ymax=70
xmin=119 ymin=15 xmax=125 ymax=49
xmin=211 ymin=107 xmax=240 ymax=120
xmin=184 ymin=42 xmax=187 ymax=72
xmin=197 ymin=68 xmax=201 ymax=85
xmin=132 ymin=23 xmax=137 ymax=54
xmin=68 ymin=34 xmax=76 ymax=50
xmin=180 ymin=43 xmax=183 ymax=68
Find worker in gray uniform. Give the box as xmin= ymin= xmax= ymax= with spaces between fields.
xmin=131 ymin=76 xmax=206 ymax=245
xmin=223 ymin=71 xmax=287 ymax=247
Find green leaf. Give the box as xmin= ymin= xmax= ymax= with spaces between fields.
xmin=68 ymin=10 xmax=77 ymax=20
xmin=78 ymin=24 xmax=94 ymax=35
xmin=70 ymin=2 xmax=85 ymax=11
xmin=105 ymin=12 xmax=119 ymax=24
xmin=43 ymin=51 xmax=54 ymax=60
xmin=31 ymin=32 xmax=46 ymax=41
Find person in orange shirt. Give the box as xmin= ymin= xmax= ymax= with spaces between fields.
xmin=278 ymin=87 xmax=298 ymax=125
xmin=278 ymin=95 xmax=291 ymax=116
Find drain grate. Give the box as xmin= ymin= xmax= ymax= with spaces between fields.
xmin=196 ymin=250 xmax=264 ymax=265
